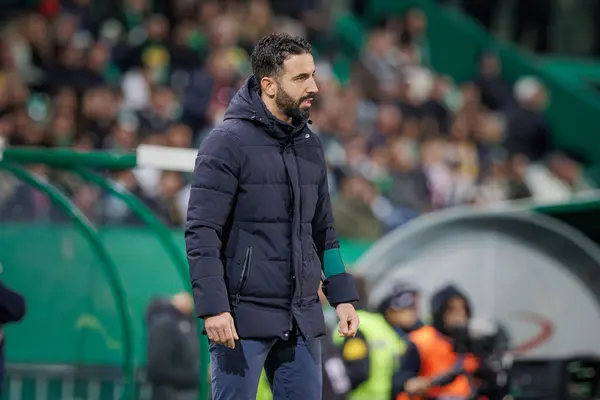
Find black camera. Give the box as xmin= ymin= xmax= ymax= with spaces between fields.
xmin=449 ymin=319 xmax=513 ymax=400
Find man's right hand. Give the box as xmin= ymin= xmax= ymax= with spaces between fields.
xmin=205 ymin=312 xmax=239 ymax=349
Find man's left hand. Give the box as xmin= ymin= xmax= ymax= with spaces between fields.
xmin=335 ymin=303 xmax=359 ymax=337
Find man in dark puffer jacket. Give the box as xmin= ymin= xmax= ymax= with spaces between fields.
xmin=185 ymin=32 xmax=360 ymax=400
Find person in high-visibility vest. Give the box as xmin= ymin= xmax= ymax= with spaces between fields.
xmin=378 ymin=283 xmax=425 ymax=400
xmin=394 ymin=284 xmax=483 ymax=400
xmin=256 ymin=369 xmax=272 ymax=400
xmin=332 ymin=277 xmax=422 ymax=400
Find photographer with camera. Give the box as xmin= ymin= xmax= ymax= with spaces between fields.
xmin=394 ymin=284 xmax=511 ymax=400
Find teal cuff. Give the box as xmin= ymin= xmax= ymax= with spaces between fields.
xmin=322 ymin=248 xmax=346 ymax=278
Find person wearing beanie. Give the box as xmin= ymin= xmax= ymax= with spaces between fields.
xmin=394 ymin=284 xmax=477 ymax=400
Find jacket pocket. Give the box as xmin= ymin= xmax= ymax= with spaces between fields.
xmin=311 ymin=241 xmax=319 ymax=260
xmin=235 ymin=246 xmax=253 ymax=304
xmin=310 ymin=241 xmax=322 ymax=270
xmin=304 ymin=241 xmax=323 ymax=295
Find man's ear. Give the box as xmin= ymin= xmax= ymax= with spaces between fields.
xmin=261 ymin=77 xmax=276 ymax=98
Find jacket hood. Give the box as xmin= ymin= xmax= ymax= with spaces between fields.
xmin=223 ymin=75 xmax=309 ymax=141
xmin=223 ymin=75 xmax=264 ymax=123
xmin=430 ymin=284 xmax=472 ymax=335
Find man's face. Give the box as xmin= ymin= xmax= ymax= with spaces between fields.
xmin=386 ymin=307 xmax=419 ymax=330
xmin=275 ymin=53 xmax=318 ymax=120
xmin=444 ymin=296 xmax=468 ymax=330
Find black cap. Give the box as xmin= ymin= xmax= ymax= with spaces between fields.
xmin=378 ymin=282 xmax=420 ymax=314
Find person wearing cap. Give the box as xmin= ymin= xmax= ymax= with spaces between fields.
xmin=378 ymin=283 xmax=424 ymax=340
xmin=332 ymin=276 xmax=408 ymax=400
xmin=380 ymin=284 xmax=425 ymax=400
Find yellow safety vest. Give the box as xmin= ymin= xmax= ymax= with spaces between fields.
xmin=256 ymin=370 xmax=272 ymax=400
xmin=333 ymin=310 xmax=407 ymax=400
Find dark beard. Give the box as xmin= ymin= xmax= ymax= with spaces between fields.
xmin=275 ymin=86 xmax=313 ymax=122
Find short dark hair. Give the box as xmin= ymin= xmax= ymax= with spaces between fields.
xmin=251 ymin=32 xmax=312 ymax=80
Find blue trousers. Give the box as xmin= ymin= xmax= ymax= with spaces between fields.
xmin=209 ymin=330 xmax=322 ymax=400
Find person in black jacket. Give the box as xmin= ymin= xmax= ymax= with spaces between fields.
xmin=185 ymin=32 xmax=359 ymax=400
xmin=145 ymin=292 xmax=199 ymax=400
xmin=0 ymin=280 xmax=26 ymax=395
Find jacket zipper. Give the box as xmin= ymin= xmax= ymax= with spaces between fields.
xmin=281 ymin=144 xmax=295 ymax=212
xmin=290 ymin=143 xmax=303 ymax=301
xmin=311 ymin=241 xmax=319 ymax=259
xmin=282 ymin=143 xmax=296 ymax=336
xmin=235 ymin=246 xmax=253 ymax=305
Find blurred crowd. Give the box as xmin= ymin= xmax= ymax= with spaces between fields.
xmin=0 ymin=0 xmax=594 ymax=240
xmin=436 ymin=0 xmax=600 ymax=57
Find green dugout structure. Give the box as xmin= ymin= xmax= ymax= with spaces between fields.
xmin=356 ymin=194 xmax=600 ymax=362
xmin=353 ymin=194 xmax=600 ymax=397
xmin=0 ymin=146 xmax=371 ymax=400
xmin=0 ymin=145 xmax=199 ymax=400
